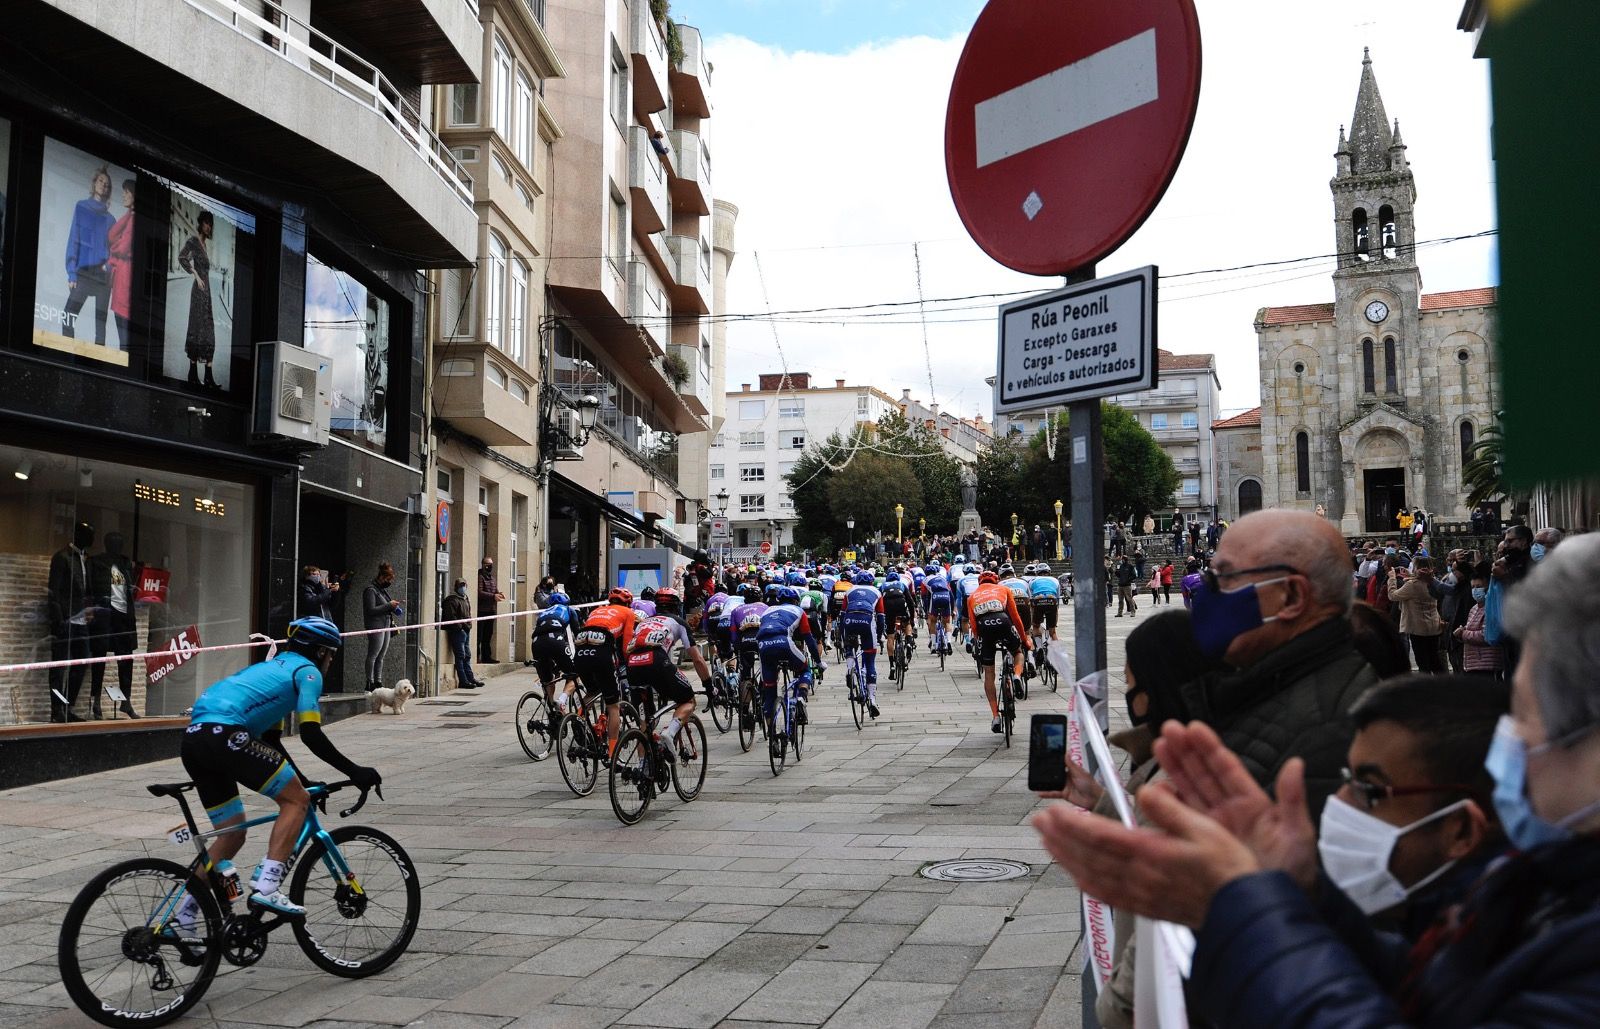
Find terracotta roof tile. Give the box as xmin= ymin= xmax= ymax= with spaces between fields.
xmin=1158 ymin=350 xmax=1215 ymax=370
xmin=1258 ymin=303 xmax=1336 ymax=325
xmin=1421 ymin=287 xmax=1497 ymax=310
xmin=1212 ymin=407 xmax=1262 ymax=430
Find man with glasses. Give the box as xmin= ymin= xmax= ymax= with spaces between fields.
xmin=1181 ymin=509 xmax=1380 ymax=819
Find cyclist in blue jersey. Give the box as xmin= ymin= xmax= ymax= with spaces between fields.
xmin=924 ymin=568 xmax=954 ymax=654
xmin=839 ymin=572 xmax=886 ymax=717
xmin=879 ymin=575 xmax=912 ymax=679
xmin=530 ymin=591 xmax=579 ymax=711
xmin=1026 ymin=564 xmax=1062 ymax=640
xmin=756 ymin=586 xmax=823 ymax=739
xmin=179 ymin=617 xmax=380 ymax=920
xmin=953 ymin=565 xmax=982 ymax=648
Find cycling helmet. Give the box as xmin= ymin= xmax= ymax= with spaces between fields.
xmin=853 ymin=572 xmax=875 ymax=585
xmin=776 ymin=585 xmax=801 ymax=605
xmin=785 ymin=570 xmax=806 ymax=586
xmin=881 ymin=576 xmax=904 ymax=591
xmin=640 ymin=586 xmax=657 ymax=601
xmin=654 ymin=587 xmax=681 ymax=610
xmin=979 ymin=571 xmax=1000 ymax=585
xmin=287 ymin=616 xmax=342 ymax=651
xmin=807 ymin=578 xmax=821 ymax=589
xmin=547 ymin=591 xmax=570 ymax=607
xmin=738 ymin=584 xmax=761 ymax=602
xmin=608 ymin=586 xmax=634 ymax=605
xmin=999 ymin=564 xmax=1014 ymax=577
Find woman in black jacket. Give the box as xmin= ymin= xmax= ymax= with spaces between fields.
xmin=361 ymin=563 xmax=401 ymax=691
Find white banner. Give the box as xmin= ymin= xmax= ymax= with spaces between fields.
xmin=1067 ymin=674 xmax=1193 ymax=1028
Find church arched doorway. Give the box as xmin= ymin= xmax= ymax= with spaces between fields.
xmin=1237 ymin=479 xmax=1263 ymax=517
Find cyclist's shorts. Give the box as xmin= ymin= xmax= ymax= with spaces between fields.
xmin=758 ymin=635 xmax=810 ymax=685
xmin=975 ymin=614 xmax=1022 ymax=669
xmin=181 ymin=723 xmax=296 ymax=827
xmin=928 ymin=593 xmax=952 ymax=615
xmin=709 ymin=624 xmax=734 ymax=660
xmin=573 ymin=631 xmax=624 ymax=703
xmin=1031 ymin=598 xmax=1058 ymax=630
xmin=531 ymin=633 xmax=575 ymax=684
xmin=882 ymin=594 xmax=910 ymax=621
xmin=840 ymin=610 xmax=878 ymax=653
xmin=625 ymin=650 xmax=695 ymax=706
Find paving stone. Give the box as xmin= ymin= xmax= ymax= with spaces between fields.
xmin=513 ymin=938 xmax=640 ymax=977
xmin=728 ymin=960 xmax=877 ymax=1025
xmin=905 ymin=905 xmax=1011 ymax=947
xmin=615 ymin=969 xmax=770 ymax=1029
xmin=810 ymin=921 xmax=914 ymax=963
xmin=937 ymin=967 xmax=1060 ymax=1016
xmin=704 ymin=933 xmax=826 ymax=975
xmin=632 ymin=920 xmax=748 ymax=959
xmin=750 ymin=905 xmax=850 ymax=936
xmin=556 ymin=955 xmax=698 ymax=1008
xmin=821 ymin=980 xmax=955 ymax=1029
xmin=844 ymin=890 xmax=945 ymax=925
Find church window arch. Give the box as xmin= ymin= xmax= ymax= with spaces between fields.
xmin=1460 ymin=420 xmax=1475 ymax=472
xmin=1361 ymin=338 xmax=1375 ymax=393
xmin=1379 ymin=204 xmax=1398 ymax=258
xmin=1238 ymin=478 xmax=1264 ymax=516
xmin=1294 ymin=431 xmax=1311 ymax=493
xmin=1383 ymin=337 xmax=1398 ymax=393
xmin=1352 ymin=208 xmax=1370 ymax=260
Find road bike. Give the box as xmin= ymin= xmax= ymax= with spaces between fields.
xmin=843 ymin=640 xmax=869 ymax=730
xmin=608 ymin=687 xmax=707 ymax=825
xmin=515 ymin=677 xmax=567 ymax=761
xmin=766 ymin=665 xmax=804 ymax=777
xmin=705 ymin=657 xmax=737 ymax=734
xmin=1031 ymin=624 xmax=1059 ymax=692
xmin=555 ymin=679 xmax=640 ymax=797
xmin=929 ymin=615 xmax=952 ymax=671
xmin=888 ymin=623 xmax=912 ymax=690
xmin=58 ymin=780 xmax=417 ymax=1028
xmin=734 ymin=652 xmax=765 ymax=753
xmin=992 ymin=638 xmax=1024 ymax=749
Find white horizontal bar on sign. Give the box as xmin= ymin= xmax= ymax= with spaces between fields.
xmin=974 ymin=28 xmax=1160 ymax=168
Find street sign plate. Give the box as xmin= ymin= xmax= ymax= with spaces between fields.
xmin=760 ymin=541 xmax=773 ymax=555
xmin=436 ymin=501 xmax=450 ymax=546
xmin=710 ymin=517 xmax=730 ymax=541
xmin=435 ymin=550 xmax=450 ymax=572
xmin=945 ymin=0 xmax=1201 ymax=275
xmin=993 ymin=266 xmax=1158 ymax=414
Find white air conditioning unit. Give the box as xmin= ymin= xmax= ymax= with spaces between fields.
xmin=251 ymin=341 xmax=331 ymax=447
xmin=553 ymin=407 xmax=585 ymax=461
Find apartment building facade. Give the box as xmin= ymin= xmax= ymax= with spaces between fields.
xmin=712 ymin=374 xmax=898 ymax=557
xmin=895 ymin=388 xmax=993 ymax=464
xmin=0 ymin=0 xmax=477 ymax=758
xmin=994 ymin=349 xmax=1223 ymax=525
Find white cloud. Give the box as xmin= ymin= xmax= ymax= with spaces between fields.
xmin=705 ymin=0 xmax=1495 ymax=416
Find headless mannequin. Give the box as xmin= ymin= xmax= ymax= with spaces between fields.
xmin=89 ymin=531 xmax=140 ymax=719
xmin=47 ymin=522 xmax=96 ymax=722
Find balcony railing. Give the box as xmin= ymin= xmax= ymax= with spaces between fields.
xmin=186 ymin=0 xmax=474 ymax=208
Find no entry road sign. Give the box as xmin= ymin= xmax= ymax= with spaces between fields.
xmin=945 ymin=0 xmax=1202 ymax=275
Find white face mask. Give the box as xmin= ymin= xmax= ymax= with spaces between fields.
xmin=1317 ymin=793 xmax=1470 ymax=915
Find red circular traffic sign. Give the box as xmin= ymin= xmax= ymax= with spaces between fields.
xmin=945 ymin=0 xmax=1202 ymax=276
xmin=760 ymin=541 xmax=773 ymax=555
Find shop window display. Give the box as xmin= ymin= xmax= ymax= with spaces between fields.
xmin=0 ymin=445 xmax=255 ymax=725
xmin=162 ymin=183 xmax=255 ymax=390
xmin=32 ymin=137 xmax=139 ymax=365
xmin=304 ymin=252 xmax=390 ymax=453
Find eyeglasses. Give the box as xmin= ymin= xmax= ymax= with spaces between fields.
xmin=1339 ymin=768 xmax=1473 ymax=811
xmin=1201 ymin=564 xmax=1302 ymax=594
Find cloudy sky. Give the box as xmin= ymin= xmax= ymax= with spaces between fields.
xmin=673 ymin=0 xmax=1496 ymax=418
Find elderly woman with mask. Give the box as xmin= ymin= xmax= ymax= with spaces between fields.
xmin=1032 ymin=534 xmax=1600 ymax=1027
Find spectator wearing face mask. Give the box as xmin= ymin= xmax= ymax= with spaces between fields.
xmin=1388 ymin=556 xmax=1445 ymax=673
xmin=442 ymin=578 xmax=485 ymax=690
xmin=1456 ymin=562 xmax=1504 ymax=677
xmin=299 ymin=564 xmax=339 ymax=621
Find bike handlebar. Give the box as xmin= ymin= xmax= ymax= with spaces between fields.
xmin=308 ymin=780 xmax=385 ymax=818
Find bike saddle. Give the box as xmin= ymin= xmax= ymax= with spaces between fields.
xmin=147 ymin=782 xmax=198 ymax=798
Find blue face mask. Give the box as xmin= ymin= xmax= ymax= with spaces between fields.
xmin=1189 ymin=577 xmax=1287 ymax=660
xmin=1530 ymin=543 xmax=1547 ymax=562
xmin=1484 ymin=715 xmax=1600 ymax=851
xmin=1471 ymin=586 xmax=1487 ymax=603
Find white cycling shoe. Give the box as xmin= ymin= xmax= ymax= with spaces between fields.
xmin=249 ymin=890 xmax=307 ymax=917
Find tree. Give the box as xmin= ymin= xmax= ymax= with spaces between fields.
xmin=876 ymin=412 xmax=964 ymax=533
xmin=975 ymin=431 xmax=1027 ymax=530
xmin=1100 ymin=403 xmax=1181 ymax=521
xmin=785 ymin=428 xmax=860 ymax=550
xmin=826 ymin=451 xmax=923 ymax=542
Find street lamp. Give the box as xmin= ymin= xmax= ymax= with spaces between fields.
xmin=1054 ymin=499 xmax=1065 ymax=561
xmin=846 ymin=514 xmax=855 ymax=552
xmin=895 ymin=503 xmax=904 ymax=543
xmin=919 ymin=516 xmax=926 ymax=536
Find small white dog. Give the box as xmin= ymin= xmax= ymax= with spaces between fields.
xmin=370 ymin=679 xmax=416 ymax=715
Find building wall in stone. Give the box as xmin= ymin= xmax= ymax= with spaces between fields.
xmin=1214 ymin=426 xmax=1266 ymax=523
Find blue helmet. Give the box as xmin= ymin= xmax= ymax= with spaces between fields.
xmin=548 ymin=591 xmax=570 ymax=606
xmin=881 ymin=577 xmax=904 ymax=591
xmin=776 ymin=585 xmax=801 ymax=605
xmin=785 ymin=570 xmax=806 ymax=586
xmin=287 ymin=616 xmax=342 ymax=651
xmin=853 ymin=571 xmax=875 ymax=585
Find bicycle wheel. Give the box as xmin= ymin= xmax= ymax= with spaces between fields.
xmin=555 ymin=713 xmax=600 ymax=797
xmin=847 ymin=668 xmax=863 ymax=730
xmin=767 ymin=704 xmax=787 ymax=777
xmin=708 ymin=675 xmax=732 ymax=734
xmin=672 ymin=716 xmax=708 ymax=802
xmin=59 ymin=857 xmax=222 ymax=1028
xmin=289 ymin=824 xmax=420 ymax=978
xmin=791 ymin=687 xmax=805 ymax=762
xmin=515 ymin=687 xmax=557 ymax=761
xmin=1002 ymin=682 xmax=1016 ymax=749
xmin=896 ymin=643 xmax=907 ymax=691
xmin=736 ymin=682 xmax=756 ymax=752
xmin=609 ymin=728 xmax=655 ymax=824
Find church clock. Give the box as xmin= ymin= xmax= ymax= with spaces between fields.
xmin=1364 ymin=299 xmax=1389 ymax=323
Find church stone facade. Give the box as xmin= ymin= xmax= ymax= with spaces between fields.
xmin=1252 ymin=50 xmax=1500 ymax=535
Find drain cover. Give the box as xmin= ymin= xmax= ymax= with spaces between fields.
xmin=919 ymin=859 xmax=1030 ymax=883
xmin=440 ymin=710 xmax=495 ymax=718
xmin=420 ymin=700 xmax=470 ymax=707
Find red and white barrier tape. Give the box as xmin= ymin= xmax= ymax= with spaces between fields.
xmin=0 ymin=600 xmax=605 ymax=674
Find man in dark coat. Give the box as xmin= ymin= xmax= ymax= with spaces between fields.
xmin=478 ymin=558 xmax=505 ymax=663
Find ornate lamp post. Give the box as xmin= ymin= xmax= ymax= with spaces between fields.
xmin=895 ymin=503 xmax=905 ymax=544
xmin=846 ymin=514 xmax=855 ymax=552
xmin=1054 ymin=499 xmax=1065 ymax=561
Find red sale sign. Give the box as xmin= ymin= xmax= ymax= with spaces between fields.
xmin=135 ymin=567 xmax=170 ymax=604
xmin=145 ymin=625 xmax=202 ymax=685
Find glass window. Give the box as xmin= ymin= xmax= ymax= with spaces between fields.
xmin=441 ymin=266 xmax=475 ymax=339
xmin=710 ymin=464 xmax=724 ymax=480
xmin=162 ymin=183 xmax=256 ymax=390
xmin=610 ymin=42 xmax=629 ymax=130
xmin=304 ymin=252 xmax=391 ymax=453
xmin=739 ymin=494 xmax=765 ymax=513
xmin=785 ymin=431 xmax=806 ymax=450
xmin=493 ymin=38 xmax=515 ymax=141
xmin=1295 ymin=432 xmax=1311 ymax=493
xmin=608 ymin=193 xmax=626 ymax=276
xmin=1362 ymin=338 xmax=1375 ymax=393
xmin=32 ymin=138 xmax=141 ymax=365
xmin=1180 ymin=412 xmax=1198 ymax=429
xmin=1182 ymin=477 xmax=1200 ymax=496
xmin=436 ymin=466 xmax=453 ymax=497
xmin=450 ymin=83 xmax=479 ymax=126
xmin=508 ymin=257 xmax=528 ymax=364
xmin=485 ymin=233 xmax=507 ymax=348
xmin=778 ymin=399 xmax=804 ymax=419
xmin=711 ymin=433 xmax=724 ymax=449
xmin=0 ymin=443 xmax=256 ymax=725
xmin=515 ymin=70 xmax=536 ymax=168
xmin=738 ymin=399 xmax=766 ymax=420
xmin=739 ymin=464 xmax=765 ymax=482
xmin=1384 ymin=338 xmax=1398 ymax=393
xmin=857 ymin=393 xmax=869 ymax=414
xmin=1150 ymin=413 xmax=1168 ymax=430
xmin=739 ymin=431 xmax=764 ymax=449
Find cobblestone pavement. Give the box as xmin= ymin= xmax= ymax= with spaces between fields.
xmin=0 ymin=598 xmax=1168 ymax=1028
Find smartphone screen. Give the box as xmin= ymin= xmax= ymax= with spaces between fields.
xmin=1028 ymin=714 xmax=1068 ymax=792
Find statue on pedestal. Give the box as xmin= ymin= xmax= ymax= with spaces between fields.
xmin=960 ymin=464 xmax=978 ymax=512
